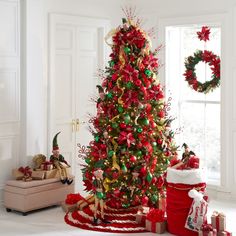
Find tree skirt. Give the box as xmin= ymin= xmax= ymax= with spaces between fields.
xmin=64 ymin=206 xmax=147 ymax=233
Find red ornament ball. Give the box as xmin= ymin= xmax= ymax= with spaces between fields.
xmin=141 ymin=196 xmax=149 ymax=206
xmin=130 ymin=155 xmax=137 ymax=162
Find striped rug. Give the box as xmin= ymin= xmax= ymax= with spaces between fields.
xmin=64 ymin=205 xmax=147 ymax=233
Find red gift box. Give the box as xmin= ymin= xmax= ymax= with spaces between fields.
xmin=211 ymin=211 xmax=226 ymax=232
xmin=145 ymin=209 xmax=166 ymax=233
xmin=136 ymin=212 xmax=146 ymax=226
xmin=41 ymin=161 xmax=53 ymax=171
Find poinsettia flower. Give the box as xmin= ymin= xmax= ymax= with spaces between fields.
xmin=118 ymin=131 xmax=135 ymax=147
xmin=197 ymin=26 xmax=211 ymax=42
xmin=183 ymin=70 xmax=194 ymax=80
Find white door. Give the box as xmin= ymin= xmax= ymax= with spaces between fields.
xmin=49 ymin=14 xmax=109 ymax=194
xmin=0 ymin=0 xmax=20 ymax=197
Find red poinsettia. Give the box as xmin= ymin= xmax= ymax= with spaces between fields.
xmin=197 ymin=26 xmax=211 ymax=42
xmin=118 ymin=131 xmax=135 ymax=147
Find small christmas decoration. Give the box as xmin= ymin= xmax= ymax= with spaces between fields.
xmin=185 ymin=189 xmax=208 ymax=232
xmin=92 ymin=169 xmax=110 ymax=225
xmin=170 ymin=143 xmax=199 ymax=170
xmin=50 ymin=132 xmax=73 ymax=185
xmin=183 ymin=26 xmax=220 ymax=94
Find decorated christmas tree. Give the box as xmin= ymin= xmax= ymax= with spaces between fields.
xmin=81 ymin=13 xmax=177 ymax=209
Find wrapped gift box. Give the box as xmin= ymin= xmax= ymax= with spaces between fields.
xmin=31 ymin=170 xmax=45 ymax=180
xmin=44 ymin=167 xmax=71 ymax=179
xmin=136 ymin=212 xmax=146 ymax=226
xmin=145 ymin=219 xmax=166 ymax=234
xmin=211 ymin=211 xmax=226 ymax=232
xmin=198 ymin=224 xmax=217 ymax=236
xmin=12 ymin=169 xmax=24 ymax=180
xmin=136 ymin=206 xmax=149 ymax=226
xmin=61 ymin=202 xmax=77 ymax=212
xmin=145 ymin=208 xmax=166 ymax=234
xmin=218 ymin=231 xmax=232 ymax=236
xmin=77 ymin=195 xmax=94 ymax=210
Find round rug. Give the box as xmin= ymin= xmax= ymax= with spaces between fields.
xmin=64 ymin=205 xmax=147 ymax=233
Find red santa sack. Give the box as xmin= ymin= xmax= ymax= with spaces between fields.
xmin=166 ymin=168 xmax=206 ymax=236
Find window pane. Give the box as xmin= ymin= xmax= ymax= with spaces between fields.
xmin=205 ymin=104 xmax=221 ymax=182
xmin=166 ymin=25 xmax=221 ymax=185
xmin=180 ymin=103 xmax=205 ymax=159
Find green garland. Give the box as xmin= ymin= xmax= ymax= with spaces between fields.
xmin=183 ymin=50 xmax=220 ymax=94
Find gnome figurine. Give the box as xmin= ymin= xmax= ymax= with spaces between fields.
xmin=50 ymin=132 xmax=73 ymax=185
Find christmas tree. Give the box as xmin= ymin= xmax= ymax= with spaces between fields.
xmin=81 ymin=15 xmax=177 ymax=209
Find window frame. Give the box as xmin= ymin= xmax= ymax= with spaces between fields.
xmin=158 ymin=14 xmax=230 ymax=193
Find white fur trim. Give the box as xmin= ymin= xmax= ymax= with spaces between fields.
xmin=167 ymin=167 xmax=206 ymax=185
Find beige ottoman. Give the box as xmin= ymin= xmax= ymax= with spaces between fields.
xmin=4 ymin=178 xmax=74 ymax=215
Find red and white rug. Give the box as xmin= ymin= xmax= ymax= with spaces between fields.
xmin=64 ymin=206 xmax=147 ymax=233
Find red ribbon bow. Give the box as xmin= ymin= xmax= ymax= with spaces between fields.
xmin=146 ymin=209 xmax=165 ymax=223
xmin=18 ymin=166 xmax=32 ymax=177
xmin=201 ymin=223 xmax=213 ymax=232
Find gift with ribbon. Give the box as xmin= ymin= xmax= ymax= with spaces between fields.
xmin=198 ymin=223 xmax=217 ymax=236
xmin=185 ymin=189 xmax=208 ymax=232
xmin=41 ymin=161 xmax=53 ymax=171
xmin=77 ymin=194 xmax=95 ymax=210
xmin=136 ymin=206 xmax=149 ymax=226
xmin=18 ymin=166 xmax=33 ymax=181
xmin=211 ymin=211 xmax=226 ymax=232
xmin=145 ymin=208 xmax=166 ymax=233
xmin=218 ymin=231 xmax=232 ymax=236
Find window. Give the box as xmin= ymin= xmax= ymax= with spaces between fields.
xmin=165 ymin=25 xmax=221 ymax=185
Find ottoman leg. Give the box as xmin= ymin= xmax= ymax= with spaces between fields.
xmin=6 ymin=208 xmax=12 ymax=212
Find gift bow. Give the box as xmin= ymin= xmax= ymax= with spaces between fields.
xmin=146 ymin=209 xmax=165 ymax=223
xmin=201 ymin=223 xmax=214 ymax=232
xmin=212 ymin=211 xmax=225 ymax=218
xmin=18 ymin=166 xmax=32 ymax=176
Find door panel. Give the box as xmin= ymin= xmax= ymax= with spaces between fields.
xmin=49 ymin=14 xmax=109 ymax=194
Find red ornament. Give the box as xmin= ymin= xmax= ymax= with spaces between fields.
xmin=151 ymin=176 xmax=157 ymax=184
xmin=120 ymin=122 xmax=126 ymax=129
xmin=157 ymin=176 xmax=164 ymax=189
xmin=158 ymin=110 xmax=165 ymax=118
xmin=140 ymin=166 xmax=147 ymax=175
xmin=130 ymin=155 xmax=137 ymax=162
xmin=141 ymin=196 xmax=149 ymax=206
xmin=157 ymin=138 xmax=162 ymax=145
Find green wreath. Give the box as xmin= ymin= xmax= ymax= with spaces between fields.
xmin=183 ymin=50 xmax=220 ymax=94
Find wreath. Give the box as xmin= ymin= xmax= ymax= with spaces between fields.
xmin=183 ymin=26 xmax=221 ymax=94
xmin=183 ymin=50 xmax=220 ymax=93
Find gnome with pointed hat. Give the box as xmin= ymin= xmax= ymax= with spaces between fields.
xmin=50 ymin=132 xmax=73 ymax=185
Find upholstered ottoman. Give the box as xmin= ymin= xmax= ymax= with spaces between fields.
xmin=4 ymin=178 xmax=74 ymax=215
